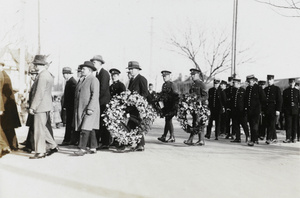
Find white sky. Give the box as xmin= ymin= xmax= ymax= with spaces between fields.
xmin=1 ymin=0 xmax=299 ymax=90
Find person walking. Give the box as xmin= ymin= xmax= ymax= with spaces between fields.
xmin=29 ymin=55 xmax=58 ymax=159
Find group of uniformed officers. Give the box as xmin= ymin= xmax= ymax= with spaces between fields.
xmin=21 ymin=54 xmax=299 ymax=158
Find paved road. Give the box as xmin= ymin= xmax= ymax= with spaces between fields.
xmin=0 ymin=118 xmax=299 ymax=198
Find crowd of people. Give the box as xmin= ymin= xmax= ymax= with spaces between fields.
xmin=0 ymin=54 xmax=299 ymax=159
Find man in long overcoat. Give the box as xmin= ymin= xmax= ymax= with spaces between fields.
xmin=73 ymin=61 xmax=100 ymax=156
xmin=60 ymin=67 xmax=77 ymax=145
xmin=0 ymin=61 xmax=21 ymax=151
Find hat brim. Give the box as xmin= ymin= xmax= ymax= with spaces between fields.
xmin=32 ymin=61 xmax=48 ymax=65
xmin=90 ymin=58 xmax=105 ymax=64
xmin=127 ymin=66 xmax=142 ymax=70
xmin=80 ymin=64 xmax=97 ymax=71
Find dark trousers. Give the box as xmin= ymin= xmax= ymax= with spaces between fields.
xmin=258 ymin=114 xmax=267 ymax=139
xmin=98 ymin=104 xmax=111 ymax=146
xmin=79 ymin=129 xmax=98 ymax=150
xmin=206 ymin=112 xmax=221 ymax=138
xmin=232 ymin=114 xmax=249 ymax=140
xmin=285 ymin=114 xmax=298 ymax=140
xmin=265 ymin=113 xmax=277 ymax=140
xmin=247 ymin=114 xmax=260 ymax=142
xmin=162 ymin=116 xmax=174 ymax=137
xmin=225 ymin=111 xmax=233 ymax=136
xmin=220 ymin=112 xmax=227 ymax=135
xmin=62 ymin=108 xmax=74 ymax=143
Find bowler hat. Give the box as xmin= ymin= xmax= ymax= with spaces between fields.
xmin=90 ymin=55 xmax=105 ymax=64
xmin=127 ymin=61 xmax=142 ymax=70
xmin=161 ymin=70 xmax=171 ymax=76
xmin=62 ymin=67 xmax=73 ymax=74
xmin=32 ymin=55 xmax=48 ymax=65
xmin=79 ymin=61 xmax=97 ymax=71
xmin=267 ymin=75 xmax=274 ymax=80
xmin=109 ymin=68 xmax=121 ymax=75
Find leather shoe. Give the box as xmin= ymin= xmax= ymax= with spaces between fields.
xmin=29 ymin=153 xmax=46 ymax=159
xmin=46 ymin=147 xmax=58 ymax=156
xmin=195 ymin=140 xmax=205 ymax=146
xmin=283 ymin=139 xmax=291 ymax=143
xmin=215 ymin=137 xmax=219 ymax=140
xmin=157 ymin=136 xmax=166 ymax=142
xmin=183 ymin=140 xmax=194 ymax=146
xmin=134 ymin=145 xmax=144 ymax=151
xmin=97 ymin=145 xmax=109 ymax=150
xmin=247 ymin=141 xmax=254 ymax=146
xmin=22 ymin=147 xmax=32 ymax=153
xmin=204 ymin=135 xmax=210 ymax=139
xmin=166 ymin=137 xmax=175 ymax=143
xmin=20 ymin=141 xmax=27 ymax=146
xmin=230 ymin=139 xmax=241 ymax=143
xmin=74 ymin=150 xmax=87 ymax=156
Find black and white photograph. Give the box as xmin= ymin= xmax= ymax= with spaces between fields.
xmin=0 ymin=0 xmax=299 ymax=198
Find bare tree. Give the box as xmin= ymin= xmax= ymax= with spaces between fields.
xmin=255 ymin=0 xmax=300 ymax=17
xmin=169 ymin=28 xmax=252 ymax=83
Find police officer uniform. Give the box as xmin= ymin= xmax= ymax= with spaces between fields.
xmin=224 ymin=77 xmax=235 ymax=138
xmin=205 ymin=79 xmax=226 ymax=140
xmin=230 ymin=79 xmax=249 ymax=142
xmin=109 ymin=69 xmax=126 ymax=97
xmin=283 ymin=78 xmax=300 ymax=143
xmin=245 ymin=75 xmax=266 ymax=146
xmin=263 ymin=75 xmax=282 ymax=144
xmin=258 ymin=80 xmax=267 ymax=140
xmin=157 ymin=70 xmax=179 ymax=143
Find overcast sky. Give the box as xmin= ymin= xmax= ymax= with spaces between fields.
xmin=1 ymin=0 xmax=299 ymax=90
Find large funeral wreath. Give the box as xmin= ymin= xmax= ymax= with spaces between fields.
xmin=103 ymin=90 xmax=157 ymax=146
xmin=177 ymin=94 xmax=210 ymax=134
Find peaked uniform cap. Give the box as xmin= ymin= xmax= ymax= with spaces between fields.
xmin=109 ymin=68 xmax=121 ymax=75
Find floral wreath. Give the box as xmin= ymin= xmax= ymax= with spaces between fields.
xmin=177 ymin=94 xmax=210 ymax=134
xmin=103 ymin=90 xmax=157 ymax=146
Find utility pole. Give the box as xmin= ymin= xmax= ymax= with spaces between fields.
xmin=231 ymin=0 xmax=238 ymax=78
xmin=149 ymin=17 xmax=154 ymax=88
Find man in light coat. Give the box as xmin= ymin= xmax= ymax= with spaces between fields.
xmin=73 ymin=61 xmax=100 ymax=156
xmin=29 ymin=55 xmax=58 ymax=159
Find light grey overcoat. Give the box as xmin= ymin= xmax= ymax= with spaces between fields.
xmin=73 ymin=74 xmax=100 ymax=131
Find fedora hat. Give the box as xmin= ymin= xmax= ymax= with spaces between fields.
xmin=90 ymin=55 xmax=105 ymax=64
xmin=80 ymin=61 xmax=97 ymax=71
xmin=32 ymin=55 xmax=48 ymax=65
xmin=127 ymin=61 xmax=142 ymax=70
xmin=62 ymin=67 xmax=73 ymax=74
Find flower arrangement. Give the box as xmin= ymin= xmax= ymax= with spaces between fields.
xmin=103 ymin=90 xmax=157 ymax=146
xmin=177 ymin=94 xmax=210 ymax=134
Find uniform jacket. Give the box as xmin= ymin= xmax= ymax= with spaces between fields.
xmin=282 ymin=87 xmax=300 ymax=115
xmin=30 ymin=69 xmax=54 ymax=113
xmin=263 ymin=84 xmax=282 ymax=115
xmin=109 ymin=80 xmax=126 ymax=97
xmin=189 ymin=79 xmax=207 ymax=101
xmin=231 ymin=87 xmax=246 ymax=116
xmin=63 ymin=76 xmax=77 ymax=110
xmin=128 ymin=74 xmax=149 ymax=98
xmin=96 ymin=68 xmax=111 ymax=105
xmin=225 ymin=86 xmax=234 ymax=109
xmin=160 ymin=81 xmax=179 ymax=114
xmin=0 ymin=70 xmax=21 ymax=129
xmin=245 ymin=84 xmax=266 ymax=116
xmin=73 ymin=74 xmax=100 ymax=131
xmin=208 ymin=87 xmax=226 ymax=113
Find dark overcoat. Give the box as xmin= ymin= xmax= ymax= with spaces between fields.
xmin=96 ymin=68 xmax=111 ymax=105
xmin=128 ymin=74 xmax=148 ymax=98
xmin=282 ymin=87 xmax=300 ymax=115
